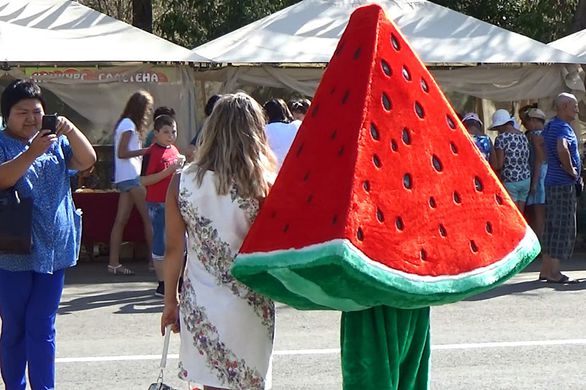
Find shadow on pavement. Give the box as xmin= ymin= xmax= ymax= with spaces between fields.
xmin=59 ymin=288 xmax=163 ymax=315
xmin=465 ymin=278 xmax=586 ymax=302
xmin=65 ymin=257 xmax=157 ymax=286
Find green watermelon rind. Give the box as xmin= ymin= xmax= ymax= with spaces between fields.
xmin=232 ymin=227 xmax=540 ymax=310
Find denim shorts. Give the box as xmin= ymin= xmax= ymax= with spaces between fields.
xmin=148 ymin=202 xmax=165 ymax=258
xmin=504 ymin=178 xmax=531 ymax=202
xmin=526 ymin=164 xmax=547 ymax=206
xmin=114 ymin=177 xmax=141 ymax=192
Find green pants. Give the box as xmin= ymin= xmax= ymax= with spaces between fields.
xmin=341 ymin=306 xmax=431 ymax=390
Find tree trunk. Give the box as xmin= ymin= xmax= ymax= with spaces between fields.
xmin=132 ymin=0 xmax=152 ymax=33
xmin=571 ymin=0 xmax=586 ymax=33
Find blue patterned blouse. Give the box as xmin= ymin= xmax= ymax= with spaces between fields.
xmin=0 ymin=131 xmax=81 ymax=273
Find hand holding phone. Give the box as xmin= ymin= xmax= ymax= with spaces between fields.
xmin=41 ymin=114 xmax=58 ymax=134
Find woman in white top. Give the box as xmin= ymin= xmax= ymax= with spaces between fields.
xmin=162 ymin=92 xmax=277 ymax=389
xmin=108 ymin=91 xmax=154 ymax=275
xmin=263 ymin=98 xmax=298 ymax=167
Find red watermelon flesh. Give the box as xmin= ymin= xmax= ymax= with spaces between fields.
xmin=232 ymin=4 xmax=539 ymax=310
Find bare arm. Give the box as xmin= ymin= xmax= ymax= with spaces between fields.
xmin=529 ymin=134 xmax=546 ymax=192
xmin=488 ymin=139 xmax=498 ymax=170
xmin=161 ymin=173 xmax=186 ymax=334
xmin=140 ymin=164 xmax=178 ymax=186
xmin=57 ymin=117 xmax=96 ymax=171
xmin=0 ymin=131 xmax=56 ymax=190
xmin=557 ymin=138 xmax=578 ymax=179
xmin=117 ymin=131 xmax=147 ymax=159
xmin=494 ymin=148 xmax=504 ymax=171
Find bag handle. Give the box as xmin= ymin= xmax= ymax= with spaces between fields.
xmin=154 ymin=325 xmax=173 ymax=386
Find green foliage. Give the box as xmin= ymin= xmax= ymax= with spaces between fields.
xmin=156 ymin=0 xmax=300 ymax=49
xmin=432 ymin=0 xmax=579 ymax=42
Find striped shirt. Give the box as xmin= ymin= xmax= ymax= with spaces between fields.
xmin=543 ymin=117 xmax=581 ymax=186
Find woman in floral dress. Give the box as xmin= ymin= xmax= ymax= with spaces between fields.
xmin=161 ymin=92 xmax=277 ymax=390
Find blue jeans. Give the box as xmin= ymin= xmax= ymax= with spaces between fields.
xmin=148 ymin=202 xmax=165 ymax=257
xmin=0 ymin=269 xmax=65 ymax=390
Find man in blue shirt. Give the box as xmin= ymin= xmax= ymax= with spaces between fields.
xmin=540 ymin=93 xmax=581 ymax=283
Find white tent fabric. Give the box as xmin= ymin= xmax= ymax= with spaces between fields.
xmin=549 ymin=29 xmax=586 ymax=62
xmin=0 ymin=0 xmax=206 ymax=64
xmin=188 ymin=0 xmax=585 ymax=102
xmin=190 ymin=0 xmax=580 ymax=65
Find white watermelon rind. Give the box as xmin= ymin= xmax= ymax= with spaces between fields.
xmin=232 ymin=226 xmax=540 ymax=310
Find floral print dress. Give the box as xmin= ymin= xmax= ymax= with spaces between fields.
xmin=177 ymin=167 xmax=275 ymax=389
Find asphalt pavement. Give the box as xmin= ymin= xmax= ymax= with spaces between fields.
xmin=1 ymin=255 xmax=586 ymax=390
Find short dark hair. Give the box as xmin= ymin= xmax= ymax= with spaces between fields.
xmin=1 ymin=79 xmax=46 ymax=126
xmin=289 ymin=98 xmax=311 ymax=115
xmin=154 ymin=114 xmax=176 ymax=131
xmin=153 ymin=106 xmax=176 ymax=120
xmin=204 ymin=95 xmax=221 ymax=117
xmin=263 ymin=98 xmax=293 ymax=123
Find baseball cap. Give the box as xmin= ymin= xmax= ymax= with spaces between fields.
xmin=462 ymin=112 xmax=483 ymax=126
xmin=526 ymin=108 xmax=546 ymax=121
xmin=489 ymin=109 xmax=514 ymax=129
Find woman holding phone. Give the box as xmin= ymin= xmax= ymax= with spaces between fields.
xmin=0 ymin=79 xmax=96 ymax=389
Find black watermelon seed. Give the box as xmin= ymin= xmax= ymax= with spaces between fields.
xmin=415 ymin=101 xmax=425 ymax=119
xmin=391 ymin=34 xmax=400 ymax=50
xmin=332 ymin=215 xmax=338 ymax=224
xmin=390 ymin=139 xmax=398 ymax=152
xmin=283 ymin=224 xmax=289 ymax=233
xmin=432 ymin=155 xmax=443 ymax=172
xmin=474 ymin=176 xmax=483 ymax=191
xmin=303 ymin=171 xmax=310 ymax=181
xmin=402 ymin=66 xmax=411 ymax=81
xmin=402 ymin=128 xmax=411 ymax=145
xmin=420 ymin=249 xmax=427 ymax=260
xmin=338 ymin=146 xmax=345 ymax=156
xmin=450 ymin=142 xmax=458 ymax=155
xmin=403 ymin=173 xmax=412 ymax=189
xmin=376 ymin=208 xmax=384 ymax=222
xmin=342 ymin=90 xmax=350 ymax=104
xmin=353 ymin=47 xmax=362 ymax=59
xmin=381 ymin=60 xmax=392 ymax=76
xmin=429 ymin=197 xmax=437 ymax=208
xmin=447 ymin=114 xmax=456 ymax=129
xmin=296 ymin=143 xmax=304 ymax=157
xmin=453 ymin=191 xmax=462 ymax=204
xmin=357 ymin=227 xmax=364 ymax=241
xmin=363 ymin=181 xmax=370 ymax=192
xmin=311 ymin=104 xmax=319 ymax=117
xmin=382 ymin=93 xmax=392 ymax=111
xmin=470 ymin=240 xmax=479 ymax=253
xmin=421 ymin=78 xmax=429 ymax=93
xmin=370 ymin=123 xmax=380 ymax=140
xmin=373 ymin=154 xmax=382 ymax=168
xmin=486 ymin=222 xmax=493 ymax=234
xmin=395 ymin=217 xmax=404 ymax=231
xmin=331 ymin=130 xmax=337 ymax=140
xmin=307 ymin=194 xmax=313 ymax=203
xmin=439 ymin=224 xmax=447 ymax=237
xmin=495 ymin=194 xmax=503 ymax=205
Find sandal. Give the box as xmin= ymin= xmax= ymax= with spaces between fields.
xmin=107 ymin=264 xmax=134 ymax=275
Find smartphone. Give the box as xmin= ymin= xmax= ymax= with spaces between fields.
xmin=41 ymin=114 xmax=58 ymax=134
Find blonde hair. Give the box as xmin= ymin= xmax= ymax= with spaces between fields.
xmin=116 ymin=90 xmax=154 ymax=136
xmin=192 ymin=92 xmax=276 ymax=198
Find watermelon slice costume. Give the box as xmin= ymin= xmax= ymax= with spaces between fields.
xmin=232 ymin=4 xmax=540 ymax=389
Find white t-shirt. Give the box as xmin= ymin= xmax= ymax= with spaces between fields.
xmin=113 ymin=118 xmax=142 ymax=183
xmin=265 ymin=121 xmax=298 ymax=168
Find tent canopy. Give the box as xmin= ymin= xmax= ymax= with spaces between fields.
xmin=549 ymin=29 xmax=586 ymax=63
xmin=189 ymin=0 xmax=580 ymax=65
xmin=0 ymin=0 xmax=207 ymax=64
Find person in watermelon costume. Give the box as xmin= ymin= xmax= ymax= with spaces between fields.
xmin=231 ymin=4 xmax=540 ymax=389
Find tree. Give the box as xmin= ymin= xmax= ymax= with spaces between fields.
xmin=431 ymin=0 xmax=580 ymax=43
xmin=155 ymin=0 xmax=300 ymax=48
xmin=571 ymin=0 xmax=586 ymax=32
xmin=132 ymin=0 xmax=152 ymax=33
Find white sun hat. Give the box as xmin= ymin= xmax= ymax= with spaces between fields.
xmin=489 ymin=109 xmax=514 ymax=129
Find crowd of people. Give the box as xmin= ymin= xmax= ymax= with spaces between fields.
xmin=0 ymin=77 xmax=582 ymax=390
xmin=463 ymin=92 xmax=582 ymax=284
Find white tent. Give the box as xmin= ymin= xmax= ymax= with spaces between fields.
xmin=0 ymin=0 xmax=206 ymax=63
xmin=188 ymin=0 xmax=585 ymax=102
xmin=549 ymin=29 xmax=586 ymax=62
xmin=0 ymin=0 xmax=208 ymax=147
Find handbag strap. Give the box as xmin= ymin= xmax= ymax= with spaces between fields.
xmin=155 ymin=325 xmax=173 ymax=385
